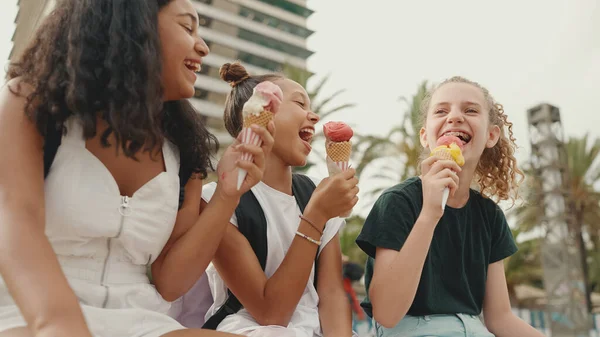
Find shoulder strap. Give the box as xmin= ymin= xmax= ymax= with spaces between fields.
xmin=236 ymin=191 xmax=269 ymax=270
xmin=177 ymin=153 xmax=193 ymax=210
xmin=291 ymin=174 xmax=316 ymax=212
xmin=43 ymin=117 xmax=62 ymax=178
xmin=291 ymin=174 xmax=320 ymax=288
xmin=202 ymin=190 xmax=266 ymax=330
xmin=202 ymin=175 xmax=319 ymax=330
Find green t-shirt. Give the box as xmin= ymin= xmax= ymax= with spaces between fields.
xmin=356 ymin=177 xmax=517 ymax=317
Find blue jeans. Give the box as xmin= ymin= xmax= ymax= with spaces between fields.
xmin=375 ymin=314 xmax=495 ymax=337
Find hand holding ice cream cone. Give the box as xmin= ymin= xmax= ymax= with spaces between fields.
xmin=323 ymin=121 xmax=354 ymax=217
xmin=429 ymin=135 xmax=465 ymax=210
xmin=237 ymin=81 xmax=283 ymax=190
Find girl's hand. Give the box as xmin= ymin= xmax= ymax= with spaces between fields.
xmin=305 ymin=168 xmax=359 ymax=225
xmin=420 ymin=156 xmax=461 ymax=220
xmin=215 ymin=122 xmax=275 ymax=200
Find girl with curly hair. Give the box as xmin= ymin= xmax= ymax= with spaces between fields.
xmin=0 ymin=0 xmax=273 ymax=336
xmin=356 ymin=77 xmax=545 ymax=336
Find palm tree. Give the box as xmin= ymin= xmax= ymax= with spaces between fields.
xmin=281 ymin=64 xmax=356 ymax=173
xmin=339 ymin=215 xmax=368 ymax=266
xmin=511 ymin=134 xmax=600 ymax=298
xmin=352 ymin=81 xmax=429 ymax=196
xmin=504 ymin=228 xmax=544 ymax=307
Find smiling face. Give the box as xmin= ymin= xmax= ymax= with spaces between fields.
xmin=270 ymin=78 xmax=319 ymax=167
xmin=158 ymin=0 xmax=210 ymax=101
xmin=420 ymin=82 xmax=500 ymax=167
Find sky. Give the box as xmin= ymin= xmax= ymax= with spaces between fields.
xmin=0 ymin=0 xmax=598 ymax=215
xmin=0 ymin=1 xmax=17 ymax=75
xmin=304 ymin=0 xmax=600 ymax=213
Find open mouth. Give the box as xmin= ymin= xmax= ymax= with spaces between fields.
xmin=442 ymin=131 xmax=472 ymax=145
xmin=299 ymin=127 xmax=315 ymax=143
xmin=184 ymin=60 xmax=201 ymax=73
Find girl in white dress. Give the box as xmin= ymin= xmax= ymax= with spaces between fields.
xmin=0 ymin=1 xmax=273 ymax=337
xmin=198 ymin=62 xmax=359 ymax=337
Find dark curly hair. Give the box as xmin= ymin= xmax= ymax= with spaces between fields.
xmin=6 ymin=0 xmax=217 ymax=178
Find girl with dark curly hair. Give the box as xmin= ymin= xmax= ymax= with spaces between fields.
xmin=0 ymin=0 xmax=274 ymax=336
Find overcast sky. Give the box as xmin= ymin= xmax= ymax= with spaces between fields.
xmin=1 ymin=0 xmax=598 ymax=215
xmin=304 ymin=0 xmax=600 ymax=213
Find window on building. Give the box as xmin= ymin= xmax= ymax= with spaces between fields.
xmin=256 ymin=0 xmax=314 ymax=18
xmin=194 ymin=89 xmax=209 ymax=100
xmin=238 ymin=6 xmax=314 ymax=38
xmin=197 ymin=13 xmax=212 ymax=28
xmin=238 ymin=29 xmax=313 ymax=59
xmin=199 ymin=64 xmax=211 ymax=76
xmin=238 ymin=52 xmax=282 ymax=72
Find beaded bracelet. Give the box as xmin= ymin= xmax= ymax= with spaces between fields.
xmin=299 ymin=214 xmax=323 ymax=236
xmin=296 ymin=231 xmax=322 ymax=246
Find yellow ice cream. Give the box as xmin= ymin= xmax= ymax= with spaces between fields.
xmin=430 ymin=143 xmax=465 ymax=166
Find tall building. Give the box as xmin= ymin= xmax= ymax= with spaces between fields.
xmin=10 ymin=0 xmax=315 ymax=144
xmin=188 ymin=0 xmax=314 ymax=143
xmin=10 ymin=0 xmax=56 ymax=62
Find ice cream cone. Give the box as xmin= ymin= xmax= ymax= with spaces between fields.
xmin=431 ymin=147 xmax=453 ymax=161
xmin=236 ymin=81 xmax=282 ymax=191
xmin=325 ymin=141 xmax=352 ymax=217
xmin=243 ymin=110 xmax=274 ymax=129
xmin=429 ymin=141 xmax=464 ymax=210
xmin=323 ymin=122 xmax=354 ymax=218
xmin=237 ymin=126 xmax=264 ymax=190
xmin=326 ymin=141 xmax=351 ymax=162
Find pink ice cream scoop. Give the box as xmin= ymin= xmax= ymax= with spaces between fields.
xmin=436 ymin=135 xmax=465 ymax=148
xmin=323 ymin=121 xmax=353 ymax=142
xmin=252 ymin=81 xmax=283 ymax=114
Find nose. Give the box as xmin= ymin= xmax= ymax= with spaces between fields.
xmin=307 ymin=111 xmax=319 ymax=124
xmin=447 ymin=107 xmax=464 ymax=123
xmin=195 ymin=37 xmax=210 ymax=57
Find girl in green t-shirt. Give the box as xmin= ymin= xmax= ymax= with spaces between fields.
xmin=356 ymin=76 xmax=546 ymax=337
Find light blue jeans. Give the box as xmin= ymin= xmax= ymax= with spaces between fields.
xmin=375 ymin=314 xmax=495 ymax=337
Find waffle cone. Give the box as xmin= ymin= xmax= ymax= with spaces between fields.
xmin=431 ymin=148 xmax=453 ymax=161
xmin=243 ymin=110 xmax=273 ymax=129
xmin=326 ymin=141 xmax=351 ymax=162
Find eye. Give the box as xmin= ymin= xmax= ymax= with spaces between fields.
xmin=466 ymin=108 xmax=478 ymax=114
xmin=295 ymin=101 xmax=305 ymax=107
xmin=434 ymin=109 xmax=447 ymax=114
xmin=182 ymin=25 xmax=193 ymax=33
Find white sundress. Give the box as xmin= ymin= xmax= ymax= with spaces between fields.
xmin=0 ymin=117 xmax=185 ymax=337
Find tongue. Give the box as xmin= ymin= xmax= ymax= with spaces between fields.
xmin=299 ymin=131 xmax=311 ymax=142
xmin=437 ymin=135 xmax=464 ymax=149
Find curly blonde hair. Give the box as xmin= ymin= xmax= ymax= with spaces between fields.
xmin=420 ymin=76 xmax=524 ymax=203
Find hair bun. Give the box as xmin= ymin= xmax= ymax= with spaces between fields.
xmin=220 ymin=62 xmax=250 ymax=87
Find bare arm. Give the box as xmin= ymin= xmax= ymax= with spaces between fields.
xmin=368 ymin=156 xmax=460 ymax=328
xmin=152 ymin=185 xmax=239 ymax=301
xmin=0 ymin=80 xmax=92 ymax=336
xmin=368 ymin=212 xmax=438 ymax=328
xmin=152 ymin=124 xmax=275 ymax=301
xmin=483 ymin=261 xmax=546 ymax=337
xmin=211 ymin=169 xmax=358 ymax=326
xmin=317 ymin=234 xmax=353 ymax=337
xmin=212 ymin=208 xmax=329 ymax=327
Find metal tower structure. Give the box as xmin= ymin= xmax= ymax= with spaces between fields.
xmin=527 ymin=103 xmax=591 ymax=337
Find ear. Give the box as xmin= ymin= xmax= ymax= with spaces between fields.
xmin=419 ymin=127 xmax=428 ymax=148
xmin=486 ymin=124 xmax=501 ymax=148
